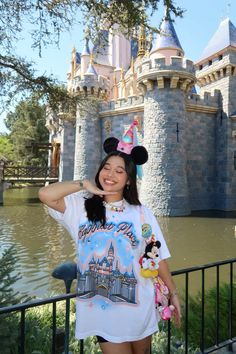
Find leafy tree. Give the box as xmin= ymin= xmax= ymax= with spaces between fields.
xmin=5 ymin=98 xmax=49 ymax=165
xmin=0 ymin=0 xmax=183 ymax=110
xmin=0 ymin=246 xmax=22 ymax=353
xmin=0 ymin=134 xmax=14 ymax=162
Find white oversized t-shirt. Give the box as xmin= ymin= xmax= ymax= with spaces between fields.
xmin=48 ymin=192 xmax=170 ymax=343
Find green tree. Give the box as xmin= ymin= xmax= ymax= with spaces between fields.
xmin=5 ymin=98 xmax=49 ymax=165
xmin=0 ymin=0 xmax=183 ymax=110
xmin=0 ymin=246 xmax=21 ymax=353
xmin=0 ymin=134 xmax=14 ymax=162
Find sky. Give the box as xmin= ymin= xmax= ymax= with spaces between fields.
xmin=0 ymin=0 xmax=236 ymax=133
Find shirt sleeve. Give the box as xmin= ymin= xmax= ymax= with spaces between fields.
xmin=47 ymin=191 xmax=85 ymax=243
xmin=142 ymin=205 xmax=171 ymax=260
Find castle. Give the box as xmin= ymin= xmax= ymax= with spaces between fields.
xmin=46 ymin=10 xmax=236 ymax=216
xmin=77 ymin=242 xmax=137 ymax=303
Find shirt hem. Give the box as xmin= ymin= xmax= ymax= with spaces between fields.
xmin=75 ymin=325 xmax=158 ymax=343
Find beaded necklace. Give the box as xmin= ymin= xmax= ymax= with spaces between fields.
xmin=103 ymin=199 xmax=125 ymax=212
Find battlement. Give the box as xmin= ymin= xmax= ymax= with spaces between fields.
xmin=68 ymin=73 xmax=109 ymax=97
xmin=195 ymin=51 xmax=236 ymax=73
xmin=186 ymin=89 xmax=220 ymax=112
xmin=100 ymin=95 xmax=144 ymax=113
xmin=138 ymin=56 xmax=195 ymax=76
xmin=137 ymin=56 xmax=196 ymax=92
xmin=195 ymin=51 xmax=236 ymax=85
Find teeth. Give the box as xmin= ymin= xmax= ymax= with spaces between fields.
xmin=104 ymin=179 xmax=115 ymax=185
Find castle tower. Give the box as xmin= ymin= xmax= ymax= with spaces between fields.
xmin=138 ymin=13 xmax=195 ymax=216
xmin=195 ymin=18 xmax=236 ymax=210
xmin=73 ymin=58 xmax=107 ymax=180
xmin=108 ymin=25 xmax=131 ymax=70
xmin=150 ymin=7 xmax=184 ymax=63
xmin=80 ymin=38 xmax=90 ymax=75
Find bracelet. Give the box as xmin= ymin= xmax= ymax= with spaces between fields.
xmin=79 ymin=180 xmax=83 ymax=188
xmin=170 ymin=289 xmax=178 ymax=297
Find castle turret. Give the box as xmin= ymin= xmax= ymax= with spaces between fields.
xmin=80 ymin=38 xmax=90 ymax=75
xmin=73 ymin=58 xmax=108 ymax=180
xmin=150 ymin=8 xmax=184 ymax=64
xmin=195 ymin=18 xmax=236 ymax=211
xmin=138 ymin=14 xmax=195 ymax=216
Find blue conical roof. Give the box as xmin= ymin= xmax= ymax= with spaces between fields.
xmin=86 ymin=62 xmax=98 ymax=76
xmin=81 ymin=38 xmax=90 ymax=56
xmin=197 ymin=18 xmax=236 ymax=62
xmin=151 ymin=15 xmax=183 ymax=54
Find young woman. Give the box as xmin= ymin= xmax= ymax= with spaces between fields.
xmin=39 ymin=133 xmax=181 ymax=354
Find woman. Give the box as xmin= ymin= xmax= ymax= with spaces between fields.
xmin=39 ymin=129 xmax=181 ymax=354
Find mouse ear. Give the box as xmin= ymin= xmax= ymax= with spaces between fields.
xmin=131 ymin=146 xmax=148 ymax=165
xmin=155 ymin=240 xmax=161 ymax=248
xmin=103 ymin=137 xmax=119 ymax=154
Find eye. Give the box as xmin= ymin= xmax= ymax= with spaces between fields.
xmin=116 ymin=170 xmax=124 ymax=174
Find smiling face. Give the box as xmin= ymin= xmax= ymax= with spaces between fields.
xmin=98 ymin=155 xmax=129 ymax=201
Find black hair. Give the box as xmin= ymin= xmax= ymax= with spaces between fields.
xmin=85 ymin=151 xmax=141 ymax=225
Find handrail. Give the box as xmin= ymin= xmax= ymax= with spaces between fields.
xmin=0 ymin=258 xmax=235 ymax=354
xmin=2 ymin=166 xmax=59 ymax=181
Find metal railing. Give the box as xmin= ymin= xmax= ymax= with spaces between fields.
xmin=0 ymin=258 xmax=235 ymax=354
xmin=2 ymin=166 xmax=59 ymax=182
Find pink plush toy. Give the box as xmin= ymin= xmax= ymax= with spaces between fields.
xmin=154 ymin=277 xmax=175 ymax=321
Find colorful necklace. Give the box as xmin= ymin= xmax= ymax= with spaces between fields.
xmin=103 ymin=199 xmax=125 ymax=212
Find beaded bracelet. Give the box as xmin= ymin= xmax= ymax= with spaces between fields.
xmin=170 ymin=289 xmax=178 ymax=297
xmin=79 ymin=181 xmax=83 ymax=188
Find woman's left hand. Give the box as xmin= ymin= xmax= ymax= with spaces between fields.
xmin=170 ymin=294 xmax=182 ymax=327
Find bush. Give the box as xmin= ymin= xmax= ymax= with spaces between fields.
xmin=0 ymin=245 xmax=22 ymax=354
xmin=172 ymin=282 xmax=236 ymax=349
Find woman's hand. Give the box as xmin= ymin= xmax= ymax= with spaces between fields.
xmin=170 ymin=293 xmax=182 ymax=327
xmin=82 ymin=180 xmax=116 ymax=197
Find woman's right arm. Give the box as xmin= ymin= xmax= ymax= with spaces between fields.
xmin=38 ymin=179 xmax=116 ymax=213
xmin=38 ymin=180 xmax=84 ymax=213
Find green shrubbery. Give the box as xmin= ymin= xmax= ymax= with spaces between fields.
xmin=172 ymin=282 xmax=236 ymax=350
xmin=0 ymin=246 xmax=22 ymax=354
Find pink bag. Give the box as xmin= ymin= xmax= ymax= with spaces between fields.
xmin=154 ymin=276 xmax=175 ymax=321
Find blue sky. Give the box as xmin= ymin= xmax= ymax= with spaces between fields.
xmin=1 ymin=0 xmax=236 ymax=133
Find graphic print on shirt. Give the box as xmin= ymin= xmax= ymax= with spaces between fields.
xmin=77 ymin=221 xmax=139 ymax=304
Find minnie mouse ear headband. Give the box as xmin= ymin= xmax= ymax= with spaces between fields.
xmin=103 ymin=120 xmax=148 ymax=179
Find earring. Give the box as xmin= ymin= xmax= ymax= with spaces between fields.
xmin=126 ymin=184 xmax=130 ymax=190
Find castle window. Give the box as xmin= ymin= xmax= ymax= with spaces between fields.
xmin=208 ymin=60 xmax=212 ymax=66
xmin=218 ymin=54 xmax=223 ymax=61
xmin=199 ymin=65 xmax=203 ymax=70
xmin=79 ymin=125 xmax=81 ymax=134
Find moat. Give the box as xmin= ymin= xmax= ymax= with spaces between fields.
xmin=0 ymin=186 xmax=236 ymax=298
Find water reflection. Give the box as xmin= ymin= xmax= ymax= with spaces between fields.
xmin=0 ymin=187 xmax=76 ymax=297
xmin=0 ymin=187 xmax=235 ymax=298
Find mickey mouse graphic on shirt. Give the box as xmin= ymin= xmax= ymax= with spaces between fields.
xmin=139 ymin=235 xmax=161 ymax=278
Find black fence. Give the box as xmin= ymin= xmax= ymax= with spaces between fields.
xmin=0 ymin=258 xmax=235 ymax=354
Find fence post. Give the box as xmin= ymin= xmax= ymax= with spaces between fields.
xmin=0 ymin=182 xmax=3 ymax=205
xmin=52 ymin=262 xmax=77 ymax=354
xmin=0 ymin=161 xmax=4 ymax=205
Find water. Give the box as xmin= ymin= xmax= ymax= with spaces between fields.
xmin=0 ymin=186 xmax=236 ymax=298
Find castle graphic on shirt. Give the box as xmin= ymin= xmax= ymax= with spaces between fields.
xmin=77 ymin=221 xmax=139 ymax=304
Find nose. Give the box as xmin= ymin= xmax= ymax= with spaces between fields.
xmin=107 ymin=169 xmax=114 ymax=178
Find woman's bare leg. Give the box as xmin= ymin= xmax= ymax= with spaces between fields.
xmin=99 ymin=341 xmax=133 ymax=354
xmin=131 ymin=335 xmax=152 ymax=354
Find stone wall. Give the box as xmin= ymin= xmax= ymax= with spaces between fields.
xmin=60 ymin=121 xmax=75 ymax=181
xmin=186 ymin=110 xmax=216 ymax=210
